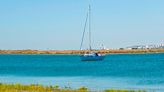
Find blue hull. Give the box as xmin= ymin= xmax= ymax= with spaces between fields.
xmin=81 ymin=55 xmax=105 ymax=61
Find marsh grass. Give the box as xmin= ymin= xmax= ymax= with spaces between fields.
xmin=0 ymin=83 xmax=148 ymax=92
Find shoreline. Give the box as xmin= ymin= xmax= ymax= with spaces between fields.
xmin=0 ymin=49 xmax=164 ymax=54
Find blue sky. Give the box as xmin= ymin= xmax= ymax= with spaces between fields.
xmin=0 ymin=0 xmax=164 ymax=50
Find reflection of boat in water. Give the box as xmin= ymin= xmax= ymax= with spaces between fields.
xmin=80 ymin=2 xmax=105 ymax=61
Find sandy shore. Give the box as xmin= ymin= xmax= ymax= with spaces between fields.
xmin=0 ymin=49 xmax=164 ymax=54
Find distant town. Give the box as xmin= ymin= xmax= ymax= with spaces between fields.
xmin=101 ymin=44 xmax=164 ymax=50
xmin=124 ymin=44 xmax=164 ymax=50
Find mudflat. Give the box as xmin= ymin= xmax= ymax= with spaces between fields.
xmin=0 ymin=49 xmax=164 ymax=54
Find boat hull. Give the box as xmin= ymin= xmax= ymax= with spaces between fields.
xmin=80 ymin=55 xmax=105 ymax=61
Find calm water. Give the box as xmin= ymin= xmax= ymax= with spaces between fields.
xmin=0 ymin=53 xmax=164 ymax=91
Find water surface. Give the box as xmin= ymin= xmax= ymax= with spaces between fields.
xmin=0 ymin=53 xmax=164 ymax=91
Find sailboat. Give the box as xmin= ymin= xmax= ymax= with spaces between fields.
xmin=80 ymin=2 xmax=105 ymax=61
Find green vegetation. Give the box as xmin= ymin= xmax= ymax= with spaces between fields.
xmin=0 ymin=83 xmax=148 ymax=92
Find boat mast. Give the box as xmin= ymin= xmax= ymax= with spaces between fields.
xmin=89 ymin=2 xmax=92 ymax=51
xmin=80 ymin=12 xmax=88 ymax=50
xmin=80 ymin=0 xmax=92 ymax=51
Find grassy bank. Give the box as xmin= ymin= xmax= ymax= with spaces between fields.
xmin=0 ymin=83 xmax=147 ymax=92
xmin=0 ymin=49 xmax=164 ymax=54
